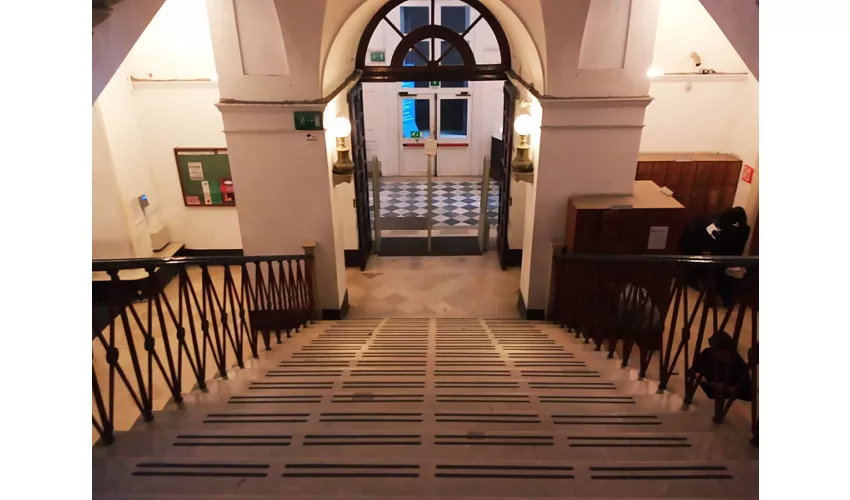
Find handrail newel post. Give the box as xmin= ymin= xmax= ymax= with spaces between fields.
xmin=302 ymin=241 xmax=321 ymax=322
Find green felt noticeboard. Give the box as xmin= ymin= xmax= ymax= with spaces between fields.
xmin=174 ymin=148 xmax=236 ymax=207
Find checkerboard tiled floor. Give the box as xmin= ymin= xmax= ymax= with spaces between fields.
xmin=369 ymin=179 xmax=499 ymax=228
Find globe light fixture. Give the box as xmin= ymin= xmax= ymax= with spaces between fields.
xmin=331 ymin=117 xmax=354 ymax=175
xmin=646 ymin=66 xmax=664 ymax=78
xmin=511 ymin=114 xmax=535 ymax=174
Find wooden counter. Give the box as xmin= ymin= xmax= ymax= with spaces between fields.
xmin=566 ymin=181 xmax=685 ymax=254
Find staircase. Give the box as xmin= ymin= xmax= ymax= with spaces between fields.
xmin=92 ymin=317 xmax=758 ymax=498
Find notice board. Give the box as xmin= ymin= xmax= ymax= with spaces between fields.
xmin=174 ymin=148 xmax=235 ymax=207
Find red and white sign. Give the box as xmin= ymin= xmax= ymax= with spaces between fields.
xmin=741 ymin=165 xmax=754 ymax=184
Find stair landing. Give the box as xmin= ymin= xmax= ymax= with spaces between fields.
xmin=93 ymin=318 xmax=758 ymax=499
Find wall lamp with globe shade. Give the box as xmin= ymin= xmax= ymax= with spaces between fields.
xmin=331 ymin=116 xmax=355 ymax=176
xmin=511 ymin=114 xmax=536 ymax=181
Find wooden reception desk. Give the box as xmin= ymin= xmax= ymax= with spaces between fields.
xmin=565 ymin=181 xmax=686 ymax=254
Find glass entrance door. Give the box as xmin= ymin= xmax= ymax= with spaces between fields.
xmin=398 ymin=92 xmax=471 ymax=177
xmin=399 ymin=94 xmax=435 ymax=176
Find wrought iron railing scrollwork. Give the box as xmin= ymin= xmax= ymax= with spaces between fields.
xmin=551 ymin=251 xmax=759 ymax=447
xmin=92 ymin=250 xmax=318 ymax=445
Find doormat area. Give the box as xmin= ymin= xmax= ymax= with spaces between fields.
xmin=378 ymin=237 xmax=482 ymax=256
xmin=379 ymin=217 xmax=429 ymax=230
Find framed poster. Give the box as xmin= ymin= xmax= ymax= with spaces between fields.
xmin=173 ymin=148 xmax=235 ymax=207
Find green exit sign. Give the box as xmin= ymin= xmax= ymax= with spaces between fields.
xmin=294 ymin=111 xmax=323 ymax=131
xmin=370 ymin=50 xmax=386 ymax=63
xmin=430 ymin=81 xmax=440 ymax=88
xmin=411 ymin=131 xmax=422 ymax=139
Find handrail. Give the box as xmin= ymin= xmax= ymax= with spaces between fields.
xmin=549 ymin=248 xmax=758 ymax=447
xmin=554 ymin=251 xmax=758 ymax=266
xmin=93 ymin=253 xmax=313 ymax=271
xmin=92 ymin=249 xmax=319 ymax=445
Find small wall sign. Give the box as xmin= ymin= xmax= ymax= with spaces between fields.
xmin=430 ymin=81 xmax=440 ymax=88
xmin=294 ymin=111 xmax=324 ymax=131
xmin=741 ymin=164 xmax=754 ymax=184
xmin=369 ymin=50 xmax=386 ymax=63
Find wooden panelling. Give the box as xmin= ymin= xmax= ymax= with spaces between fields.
xmin=636 ymin=153 xmax=743 ymax=220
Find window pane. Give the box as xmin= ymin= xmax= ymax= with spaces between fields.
xmin=403 ymin=41 xmax=429 ymax=67
xmin=439 ymin=36 xmax=468 ymax=89
xmin=402 ymin=98 xmax=431 ymax=139
xmin=441 ymin=6 xmax=469 ymax=33
xmin=401 ymin=6 xmax=429 ymax=34
xmin=439 ymin=41 xmax=463 ymax=66
xmin=439 ymin=99 xmax=468 ymax=139
xmin=402 ymin=41 xmax=431 ymax=89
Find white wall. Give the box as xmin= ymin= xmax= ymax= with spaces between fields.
xmin=132 ymin=83 xmax=242 ymax=250
xmin=640 ymin=0 xmax=758 ymax=211
xmin=97 ymin=62 xmax=164 ymax=258
xmin=93 ymin=0 xmax=242 ymax=254
xmin=92 ymin=105 xmax=134 ymax=259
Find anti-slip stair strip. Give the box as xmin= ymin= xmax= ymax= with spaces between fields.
xmin=132 ymin=462 xmax=270 ymax=478
xmin=281 ymin=463 xmax=421 ymax=478
xmin=172 ymin=434 xmax=293 ymax=447
xmin=319 ymin=412 xmax=424 ymax=422
xmin=434 ymin=464 xmax=574 ymax=479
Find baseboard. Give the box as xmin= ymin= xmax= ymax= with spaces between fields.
xmin=176 ymin=248 xmax=244 ymax=257
xmin=344 ymin=250 xmax=365 ymax=269
xmin=516 ymin=291 xmax=545 ymax=321
xmin=504 ymin=248 xmax=523 ymax=268
xmin=322 ymin=289 xmax=350 ymax=320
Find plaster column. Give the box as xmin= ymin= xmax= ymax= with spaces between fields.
xmin=217 ymin=102 xmax=349 ymax=316
xmin=92 ymin=104 xmax=134 ymax=259
xmin=519 ymin=96 xmax=653 ymax=315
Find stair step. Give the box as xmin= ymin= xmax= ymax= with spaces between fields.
xmin=97 ymin=317 xmax=757 ymax=498
xmin=128 ymin=408 xmax=742 ymax=435
xmin=95 ymin=428 xmax=757 ymax=462
xmin=92 ymin=458 xmax=757 ymax=498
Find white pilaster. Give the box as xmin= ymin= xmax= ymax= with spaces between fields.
xmin=217 ymin=102 xmax=347 ymax=311
xmin=520 ymin=96 xmax=653 ymax=312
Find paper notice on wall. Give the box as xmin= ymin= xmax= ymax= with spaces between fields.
xmin=424 ymin=139 xmax=438 ymax=157
xmin=188 ymin=162 xmax=204 ymax=181
xmin=647 ymin=226 xmax=669 ymax=250
xmin=201 ymin=181 xmax=212 ymax=205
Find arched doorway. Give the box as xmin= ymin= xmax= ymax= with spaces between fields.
xmin=347 ymin=0 xmax=519 ymax=264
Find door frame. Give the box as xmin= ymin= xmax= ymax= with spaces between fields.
xmin=398 ymin=91 xmax=437 ymax=176
xmin=397 ymin=90 xmax=473 ymax=177
xmin=348 ymin=82 xmax=373 ymax=270
xmin=497 ymin=80 xmax=521 ymax=269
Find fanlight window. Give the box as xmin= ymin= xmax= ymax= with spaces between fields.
xmin=356 ymin=0 xmax=511 ymax=82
